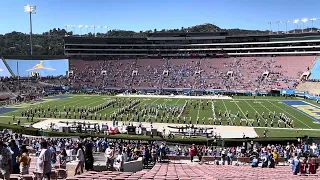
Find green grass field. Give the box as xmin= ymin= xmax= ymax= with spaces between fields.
xmin=1 ymin=95 xmax=320 ymax=137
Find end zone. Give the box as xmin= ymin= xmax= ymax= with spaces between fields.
xmin=281 ymin=100 xmax=320 ymax=123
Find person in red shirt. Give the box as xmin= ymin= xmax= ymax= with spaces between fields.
xmin=190 ymin=144 xmax=197 ymax=162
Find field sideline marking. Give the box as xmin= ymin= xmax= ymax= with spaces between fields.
xmin=253 ymin=126 xmax=320 ymax=131
xmin=2 ymin=96 xmax=86 ymax=116
xmin=267 ymin=100 xmax=312 ymax=129
xmin=196 ymin=99 xmax=201 ymax=121
xmin=244 ymin=100 xmax=271 ymax=127
xmin=235 ymin=99 xmax=280 ymax=101
xmin=302 ymin=100 xmax=320 ymax=109
xmin=221 ymin=99 xmax=228 ymax=115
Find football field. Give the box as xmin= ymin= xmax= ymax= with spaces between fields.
xmin=1 ymin=94 xmax=320 ymax=137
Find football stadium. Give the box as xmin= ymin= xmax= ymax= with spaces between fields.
xmin=2 ymin=1 xmax=320 ymax=179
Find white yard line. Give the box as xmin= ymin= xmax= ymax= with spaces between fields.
xmin=267 ymin=100 xmax=312 ymax=129
xmin=232 ymin=99 xmax=248 ymax=121
xmin=211 ymin=101 xmax=217 ymax=120
xmin=302 ymin=100 xmax=320 ymax=108
xmin=244 ymin=100 xmax=271 ymax=127
xmin=221 ymin=99 xmax=229 ymax=113
xmin=196 ymin=99 xmax=202 ymax=121
xmin=222 ymin=99 xmax=233 ymax=124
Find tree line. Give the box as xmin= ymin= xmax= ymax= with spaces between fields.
xmin=0 ymin=23 xmax=269 ymax=56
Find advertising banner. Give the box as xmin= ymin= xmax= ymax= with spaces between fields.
xmin=5 ymin=59 xmax=69 ymax=77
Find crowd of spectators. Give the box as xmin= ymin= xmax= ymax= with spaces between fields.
xmin=0 ymin=129 xmax=173 ymax=179
xmin=0 ymin=128 xmax=319 ymax=179
xmin=63 ymin=56 xmax=314 ymax=91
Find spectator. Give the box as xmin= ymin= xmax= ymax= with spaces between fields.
xmin=310 ymin=143 xmax=318 ymax=157
xmin=17 ymin=149 xmax=31 ymax=175
xmin=251 ymin=155 xmax=259 ymax=167
xmin=84 ymin=144 xmax=94 ymax=171
xmin=0 ymin=141 xmax=12 ymax=180
xmin=142 ymin=146 xmax=150 ymax=167
xmin=227 ymin=150 xmax=233 ymax=165
xmin=272 ymin=149 xmax=278 ymax=165
xmin=291 ymin=152 xmax=300 ymax=175
xmin=114 ymin=149 xmax=124 ymax=171
xmin=8 ymin=140 xmax=20 ymax=174
xmin=49 ymin=145 xmax=57 ymax=166
xmin=190 ymin=144 xmax=197 ymax=162
xmin=105 ymin=143 xmax=115 ymax=170
xmin=58 ymin=149 xmax=67 ymax=169
xmin=269 ymin=154 xmax=275 ymax=168
xmin=74 ymin=143 xmax=84 ymax=176
xmin=151 ymin=146 xmax=157 ymax=164
xmin=37 ymin=140 xmax=52 ymax=180
xmin=261 ymin=151 xmax=269 ymax=168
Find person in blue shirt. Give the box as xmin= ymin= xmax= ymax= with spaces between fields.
xmin=291 ymin=153 xmax=301 ymax=175
xmin=303 ymin=143 xmax=308 ymax=154
xmin=50 ymin=145 xmax=57 ymax=165
xmin=102 ymin=139 xmax=108 ymax=152
xmin=261 ymin=152 xmax=269 ymax=168
xmin=251 ymin=155 xmax=259 ymax=167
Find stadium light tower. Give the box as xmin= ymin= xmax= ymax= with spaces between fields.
xmin=301 ymin=18 xmax=308 ymax=33
xmin=275 ymin=21 xmax=281 ymax=34
xmin=284 ymin=20 xmax=290 ymax=34
xmin=24 ymin=5 xmax=36 ymax=56
xmin=310 ymin=18 xmax=317 ymax=32
xmin=98 ymin=26 xmax=103 ymax=36
xmin=293 ymin=19 xmax=299 ymax=33
xmin=84 ymin=25 xmax=89 ymax=34
xmin=90 ymin=26 xmax=95 ymax=36
xmin=104 ymin=26 xmax=109 ymax=37
xmin=79 ymin=25 xmax=83 ymax=36
xmin=268 ymin=22 xmax=272 ymax=34
xmin=64 ymin=25 xmax=70 ymax=36
xmin=72 ymin=25 xmax=76 ymax=35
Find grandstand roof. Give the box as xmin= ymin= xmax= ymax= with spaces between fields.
xmin=64 ymin=31 xmax=320 ymax=44
xmin=147 ymin=31 xmax=229 ymax=37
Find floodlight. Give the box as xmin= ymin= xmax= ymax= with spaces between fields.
xmin=24 ymin=5 xmax=36 ymax=14
xmin=24 ymin=5 xmax=36 ymax=55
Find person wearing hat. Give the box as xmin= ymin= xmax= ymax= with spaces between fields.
xmin=0 ymin=140 xmax=12 ymax=180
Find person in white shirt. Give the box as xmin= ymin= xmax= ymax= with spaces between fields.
xmin=74 ymin=143 xmax=85 ymax=176
xmin=114 ymin=149 xmax=124 ymax=171
xmin=65 ymin=147 xmax=72 ymax=162
xmin=105 ymin=143 xmax=115 ymax=170
xmin=310 ymin=143 xmax=319 ymax=157
xmin=36 ymin=140 xmax=52 ymax=180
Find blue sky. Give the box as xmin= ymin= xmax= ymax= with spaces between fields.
xmin=0 ymin=0 xmax=319 ymax=34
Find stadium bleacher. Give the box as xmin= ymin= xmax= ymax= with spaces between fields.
xmin=64 ymin=56 xmax=315 ymax=91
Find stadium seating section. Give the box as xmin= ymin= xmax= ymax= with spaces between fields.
xmin=64 ymin=163 xmax=319 ymax=180
xmin=68 ymin=56 xmax=315 ymax=91
xmin=0 ymin=56 xmax=318 ymax=96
